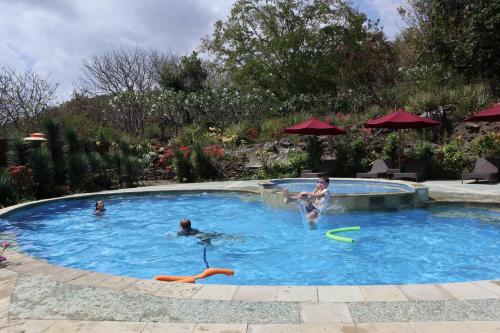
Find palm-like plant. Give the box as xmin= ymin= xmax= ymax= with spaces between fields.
xmin=7 ymin=138 xmax=28 ymax=166
xmin=43 ymin=118 xmax=66 ymax=186
xmin=29 ymin=147 xmax=53 ymax=198
xmin=0 ymin=169 xmax=12 ymax=206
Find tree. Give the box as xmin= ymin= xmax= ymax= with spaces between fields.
xmin=0 ymin=68 xmax=57 ymax=135
xmin=80 ymin=48 xmax=172 ymax=95
xmin=398 ymin=0 xmax=500 ymax=83
xmin=203 ymin=0 xmax=390 ymax=98
xmin=160 ymin=52 xmax=208 ymax=93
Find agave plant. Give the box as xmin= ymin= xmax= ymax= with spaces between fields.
xmin=0 ymin=169 xmax=12 ymax=206
xmin=174 ymin=150 xmax=193 ymax=183
xmin=29 ymin=147 xmax=53 ymax=198
xmin=42 ymin=118 xmax=66 ymax=186
xmin=64 ymin=128 xmax=80 ymax=152
xmin=68 ymin=152 xmax=90 ymax=192
xmin=191 ymin=144 xmax=217 ymax=181
xmin=7 ymin=138 xmax=28 ymax=166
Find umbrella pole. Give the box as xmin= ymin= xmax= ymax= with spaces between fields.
xmin=398 ymin=129 xmax=402 ymax=169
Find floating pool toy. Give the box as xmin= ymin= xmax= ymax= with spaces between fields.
xmin=154 ymin=246 xmax=234 ymax=283
xmin=326 ymin=226 xmax=360 ymax=243
xmin=154 ymin=268 xmax=234 ymax=283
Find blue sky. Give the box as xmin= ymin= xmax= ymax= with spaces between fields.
xmin=0 ymin=0 xmax=405 ymax=101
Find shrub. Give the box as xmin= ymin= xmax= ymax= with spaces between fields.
xmin=287 ymin=150 xmax=309 ymax=177
xmin=435 ymin=140 xmax=473 ymax=179
xmin=64 ymin=128 xmax=80 ymax=152
xmin=381 ymin=132 xmax=399 ymax=162
xmin=29 ymin=147 xmax=53 ymax=198
xmin=0 ymin=169 xmax=12 ymax=206
xmin=305 ymin=136 xmax=324 ymax=171
xmin=448 ymin=83 xmax=491 ymax=119
xmin=174 ymin=149 xmax=193 ymax=182
xmin=257 ymin=149 xmax=308 ymax=179
xmin=214 ymin=151 xmax=250 ymax=180
xmin=120 ymin=154 xmax=142 ymax=180
xmin=469 ymin=133 xmax=500 ymax=160
xmin=407 ymin=141 xmax=435 ymax=161
xmin=8 ymin=165 xmax=36 ymax=201
xmin=334 ymin=137 xmax=368 ymax=176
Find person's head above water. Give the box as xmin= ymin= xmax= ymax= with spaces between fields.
xmin=316 ymin=176 xmax=330 ymax=189
xmin=180 ymin=219 xmax=192 ymax=230
xmin=95 ymin=200 xmax=105 ymax=212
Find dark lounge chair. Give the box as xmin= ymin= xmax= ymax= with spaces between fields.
xmin=356 ymin=159 xmax=392 ymax=178
xmin=392 ymin=160 xmax=427 ymax=182
xmin=462 ymin=158 xmax=498 ymax=184
xmin=301 ymin=159 xmax=336 ymax=178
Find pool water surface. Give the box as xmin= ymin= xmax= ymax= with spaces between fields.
xmin=1 ymin=192 xmax=499 ymax=285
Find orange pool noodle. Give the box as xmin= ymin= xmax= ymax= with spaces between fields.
xmin=154 ymin=268 xmax=234 ymax=283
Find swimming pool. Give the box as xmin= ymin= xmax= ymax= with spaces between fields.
xmin=1 ymin=192 xmax=499 ymax=285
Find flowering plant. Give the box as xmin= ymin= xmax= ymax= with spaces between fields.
xmin=0 ymin=240 xmax=10 ymax=263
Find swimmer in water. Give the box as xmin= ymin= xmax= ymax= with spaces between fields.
xmin=95 ymin=200 xmax=106 ymax=215
xmin=283 ymin=176 xmax=330 ymax=223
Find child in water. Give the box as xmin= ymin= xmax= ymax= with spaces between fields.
xmin=177 ymin=219 xmax=215 ymax=245
xmin=95 ymin=200 xmax=106 ymax=215
xmin=283 ymin=176 xmax=330 ymax=223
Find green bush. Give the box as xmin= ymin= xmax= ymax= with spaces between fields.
xmin=435 ymin=140 xmax=473 ymax=179
xmin=29 ymin=147 xmax=53 ymax=198
xmin=174 ymin=150 xmax=193 ymax=182
xmin=407 ymin=141 xmax=435 ymax=161
xmin=305 ymin=136 xmax=324 ymax=171
xmin=334 ymin=137 xmax=368 ymax=176
xmin=449 ymin=83 xmax=491 ymax=119
xmin=469 ymin=133 xmax=500 ymax=160
xmin=257 ymin=149 xmax=308 ymax=179
xmin=381 ymin=132 xmax=399 ymax=162
xmin=120 ymin=154 xmax=141 ymax=180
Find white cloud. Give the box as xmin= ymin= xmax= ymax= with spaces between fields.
xmin=0 ymin=0 xmax=232 ymax=101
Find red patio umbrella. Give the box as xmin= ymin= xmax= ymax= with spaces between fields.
xmin=284 ymin=118 xmax=346 ymax=172
xmin=464 ymin=104 xmax=500 ymax=122
xmin=284 ymin=118 xmax=346 ymax=135
xmin=364 ymin=109 xmax=440 ymax=168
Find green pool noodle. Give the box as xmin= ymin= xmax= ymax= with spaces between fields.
xmin=326 ymin=226 xmax=361 ymax=243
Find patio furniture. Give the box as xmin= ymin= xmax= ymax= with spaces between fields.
xmin=392 ymin=160 xmax=428 ymax=182
xmin=356 ymin=159 xmax=392 ymax=179
xmin=462 ymin=158 xmax=498 ymax=184
xmin=301 ymin=159 xmax=336 ymax=178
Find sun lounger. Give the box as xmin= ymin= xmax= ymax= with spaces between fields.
xmin=356 ymin=159 xmax=392 ymax=179
xmin=301 ymin=160 xmax=336 ymax=178
xmin=392 ymin=160 xmax=427 ymax=182
xmin=462 ymin=158 xmax=498 ymax=184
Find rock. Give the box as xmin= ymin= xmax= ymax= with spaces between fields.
xmin=263 ymin=141 xmax=277 ymax=152
xmin=279 ymin=138 xmax=294 ymax=148
xmin=465 ymin=123 xmax=481 ymax=132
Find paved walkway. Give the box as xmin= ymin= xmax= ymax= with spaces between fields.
xmin=424 ymin=180 xmax=500 ymax=203
xmin=0 ymin=180 xmax=499 ymax=332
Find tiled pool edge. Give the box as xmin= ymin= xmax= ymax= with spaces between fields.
xmin=0 ymin=180 xmax=499 ymax=305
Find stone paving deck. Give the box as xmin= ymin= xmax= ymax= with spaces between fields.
xmin=0 ymin=180 xmax=499 ymax=332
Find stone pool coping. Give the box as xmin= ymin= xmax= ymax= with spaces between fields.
xmin=0 ymin=179 xmax=499 ymax=328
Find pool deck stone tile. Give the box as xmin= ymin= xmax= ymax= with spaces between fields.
xmin=193 ymin=323 xmax=247 ymax=332
xmin=93 ymin=275 xmax=141 ymax=291
xmin=154 ymin=282 xmax=202 ymax=298
xmin=300 ymin=303 xmax=352 ymax=324
xmin=399 ymin=284 xmax=452 ymax=301
xmin=7 ymin=261 xmax=49 ymax=274
xmin=359 ymin=285 xmax=409 ymax=302
xmin=47 ymin=268 xmax=89 ymax=282
xmin=277 ymin=286 xmax=318 ymax=302
xmin=191 ymin=284 xmax=238 ymax=301
xmin=247 ymin=323 xmax=301 ymax=333
xmin=464 ymin=321 xmax=500 ymax=333
xmin=472 ymin=281 xmax=500 ymax=297
xmin=440 ymin=281 xmax=495 ymax=299
xmin=409 ymin=321 xmax=474 ymax=333
xmin=142 ymin=322 xmax=196 ymax=333
xmin=129 ymin=279 xmax=165 ymax=295
xmin=317 ymin=286 xmax=364 ymax=303
xmin=42 ymin=320 xmax=99 ymax=333
xmin=300 ymin=322 xmax=358 ymax=333
xmin=233 ymin=285 xmax=278 ymax=302
xmin=89 ymin=321 xmax=147 ymax=333
xmin=65 ymin=272 xmax=113 ymax=287
xmin=355 ymin=322 xmax=415 ymax=333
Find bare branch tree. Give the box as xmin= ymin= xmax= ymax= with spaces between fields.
xmin=0 ymin=68 xmax=57 ymax=133
xmin=79 ymin=48 xmax=176 ymax=96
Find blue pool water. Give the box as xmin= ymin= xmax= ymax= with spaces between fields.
xmin=1 ymin=192 xmax=499 ymax=285
xmin=273 ymin=179 xmax=414 ymax=194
